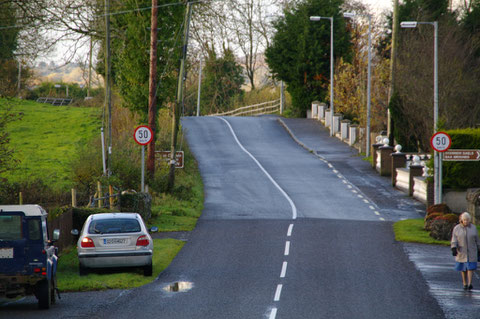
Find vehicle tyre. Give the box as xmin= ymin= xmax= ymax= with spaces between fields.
xmin=37 ymin=279 xmax=51 ymax=309
xmin=79 ymin=264 xmax=89 ymax=276
xmin=51 ymin=276 xmax=56 ymax=304
xmin=143 ymin=263 xmax=153 ymax=276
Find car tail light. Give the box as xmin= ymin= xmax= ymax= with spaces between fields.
xmin=34 ymin=267 xmax=47 ymax=276
xmin=81 ymin=237 xmax=95 ymax=248
xmin=136 ymin=235 xmax=149 ymax=246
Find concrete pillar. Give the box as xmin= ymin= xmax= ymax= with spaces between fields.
xmin=372 ymin=143 xmax=383 ymax=169
xmin=318 ymin=103 xmax=327 ymax=120
xmin=379 ymin=145 xmax=394 ymax=176
xmin=391 ymin=152 xmax=406 ymax=187
xmin=341 ymin=119 xmax=350 ymax=141
xmin=333 ymin=113 xmax=343 ymax=135
xmin=311 ymin=101 xmax=320 ymax=119
xmin=325 ymin=109 xmax=331 ymax=127
xmin=409 ymin=165 xmax=424 ymax=196
xmin=349 ymin=125 xmax=358 ymax=146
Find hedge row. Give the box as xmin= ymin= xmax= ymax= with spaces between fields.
xmin=442 ymin=128 xmax=480 ymax=189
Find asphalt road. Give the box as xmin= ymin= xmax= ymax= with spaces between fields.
xmin=0 ymin=116 xmax=457 ymax=318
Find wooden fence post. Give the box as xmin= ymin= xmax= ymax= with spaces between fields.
xmin=71 ymin=189 xmax=77 ymax=208
xmin=109 ymin=185 xmax=114 ymax=209
xmin=97 ymin=181 xmax=103 ymax=208
xmin=19 ymin=192 xmax=23 ymax=205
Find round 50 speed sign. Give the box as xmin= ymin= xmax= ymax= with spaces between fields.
xmin=430 ymin=131 xmax=451 ymax=152
xmin=134 ymin=126 xmax=153 ymax=145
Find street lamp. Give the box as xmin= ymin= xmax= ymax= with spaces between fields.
xmin=400 ymin=20 xmax=440 ymax=203
xmin=310 ymin=16 xmax=334 ymax=137
xmin=344 ymin=12 xmax=372 ymax=157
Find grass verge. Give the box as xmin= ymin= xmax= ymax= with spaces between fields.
xmin=393 ymin=218 xmax=450 ymax=246
xmin=57 ymin=239 xmax=184 ymax=292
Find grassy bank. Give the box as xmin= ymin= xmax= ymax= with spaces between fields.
xmin=393 ymin=219 xmax=450 ymax=246
xmin=2 ymin=98 xmax=101 ymax=191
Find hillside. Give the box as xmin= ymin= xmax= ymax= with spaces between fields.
xmin=2 ymin=98 xmax=102 ymax=191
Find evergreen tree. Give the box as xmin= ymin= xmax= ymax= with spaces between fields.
xmin=265 ymin=0 xmax=351 ymax=117
xmin=201 ymin=47 xmax=245 ymax=114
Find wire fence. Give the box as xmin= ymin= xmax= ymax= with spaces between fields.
xmin=209 ymin=99 xmax=281 ymax=117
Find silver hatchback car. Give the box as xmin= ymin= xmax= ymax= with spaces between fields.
xmin=73 ymin=213 xmax=157 ymax=276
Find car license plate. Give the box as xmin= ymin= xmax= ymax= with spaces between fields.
xmin=104 ymin=238 xmax=126 ymax=245
xmin=0 ymin=248 xmax=13 ymax=259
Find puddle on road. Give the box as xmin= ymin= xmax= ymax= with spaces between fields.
xmin=163 ymin=281 xmax=194 ymax=293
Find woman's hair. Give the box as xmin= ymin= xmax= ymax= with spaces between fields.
xmin=460 ymin=212 xmax=472 ymax=222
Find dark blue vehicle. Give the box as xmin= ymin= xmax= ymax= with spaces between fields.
xmin=0 ymin=205 xmax=60 ymax=309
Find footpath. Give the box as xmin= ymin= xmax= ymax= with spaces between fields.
xmin=278 ymin=117 xmax=480 ymax=319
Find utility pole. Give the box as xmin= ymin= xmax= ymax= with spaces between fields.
xmin=88 ymin=37 xmax=93 ymax=98
xmin=147 ymin=0 xmax=158 ymax=179
xmin=105 ymin=0 xmax=112 ymax=176
xmin=387 ymin=0 xmax=399 ymax=146
xmin=167 ymin=1 xmax=193 ymax=192
xmin=196 ymin=58 xmax=202 ymax=117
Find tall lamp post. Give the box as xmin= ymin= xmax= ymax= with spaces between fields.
xmin=344 ymin=12 xmax=372 ymax=157
xmin=400 ymin=21 xmax=440 ymax=203
xmin=310 ymin=16 xmax=334 ymax=137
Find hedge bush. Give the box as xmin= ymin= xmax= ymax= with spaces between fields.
xmin=442 ymin=128 xmax=480 ymax=189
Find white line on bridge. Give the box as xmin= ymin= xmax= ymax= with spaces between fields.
xmin=217 ymin=117 xmax=297 ymax=220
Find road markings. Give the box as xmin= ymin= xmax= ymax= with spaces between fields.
xmin=274 ymin=284 xmax=283 ymax=301
xmin=380 ymin=217 xmax=385 ymax=221
xmin=280 ymin=262 xmax=288 ymax=278
xmin=269 ymin=308 xmax=278 ymax=319
xmin=374 ymin=211 xmax=380 ymax=216
xmin=369 ymin=205 xmax=375 ymax=210
xmin=218 ymin=117 xmax=297 ymax=219
xmin=287 ymin=224 xmax=294 ymax=237
xmin=284 ymin=241 xmax=290 ymax=256
xmin=363 ymin=199 xmax=369 ymax=204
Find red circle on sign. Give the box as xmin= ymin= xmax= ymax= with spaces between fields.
xmin=430 ymin=131 xmax=451 ymax=152
xmin=134 ymin=126 xmax=153 ymax=145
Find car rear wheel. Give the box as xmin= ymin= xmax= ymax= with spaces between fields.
xmin=143 ymin=263 xmax=153 ymax=276
xmin=36 ymin=279 xmax=51 ymax=309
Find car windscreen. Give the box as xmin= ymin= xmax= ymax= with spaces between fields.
xmin=0 ymin=215 xmax=22 ymax=240
xmin=88 ymin=218 xmax=141 ymax=234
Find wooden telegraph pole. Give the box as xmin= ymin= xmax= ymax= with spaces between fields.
xmin=388 ymin=0 xmax=400 ymax=145
xmin=147 ymin=0 xmax=158 ymax=179
xmin=167 ymin=1 xmax=193 ymax=192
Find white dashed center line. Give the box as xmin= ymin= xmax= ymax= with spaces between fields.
xmin=280 ymin=262 xmax=288 ymax=278
xmin=274 ymin=284 xmax=283 ymax=301
xmin=284 ymin=241 xmax=290 ymax=256
xmin=287 ymin=224 xmax=294 ymax=237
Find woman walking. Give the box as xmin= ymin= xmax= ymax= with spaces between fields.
xmin=451 ymin=212 xmax=480 ymax=290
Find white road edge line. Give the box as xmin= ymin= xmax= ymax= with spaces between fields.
xmin=280 ymin=262 xmax=288 ymax=278
xmin=284 ymin=241 xmax=290 ymax=256
xmin=287 ymin=224 xmax=294 ymax=237
xmin=274 ymin=284 xmax=283 ymax=301
xmin=217 ymin=117 xmax=297 ymax=220
xmin=269 ymin=308 xmax=278 ymax=319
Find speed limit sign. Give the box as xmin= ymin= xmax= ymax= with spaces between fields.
xmin=134 ymin=126 xmax=153 ymax=145
xmin=430 ymin=132 xmax=451 ymax=152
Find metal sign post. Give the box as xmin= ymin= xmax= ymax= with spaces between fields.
xmin=430 ymin=132 xmax=452 ymax=204
xmin=134 ymin=126 xmax=154 ymax=192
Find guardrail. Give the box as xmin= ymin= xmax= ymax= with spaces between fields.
xmin=210 ymin=99 xmax=280 ymax=117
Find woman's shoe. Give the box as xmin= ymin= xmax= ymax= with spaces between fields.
xmin=468 ymin=284 xmax=473 ymax=290
xmin=464 ymin=285 xmax=468 ymax=290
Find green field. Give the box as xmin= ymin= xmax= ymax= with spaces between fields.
xmin=2 ymin=98 xmax=101 ymax=190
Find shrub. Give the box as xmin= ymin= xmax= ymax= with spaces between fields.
xmin=429 ymin=217 xmax=456 ymax=241
xmin=426 ymin=204 xmax=451 ymax=218
xmin=119 ymin=192 xmax=152 ymax=221
xmin=424 ymin=212 xmax=444 ymax=231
